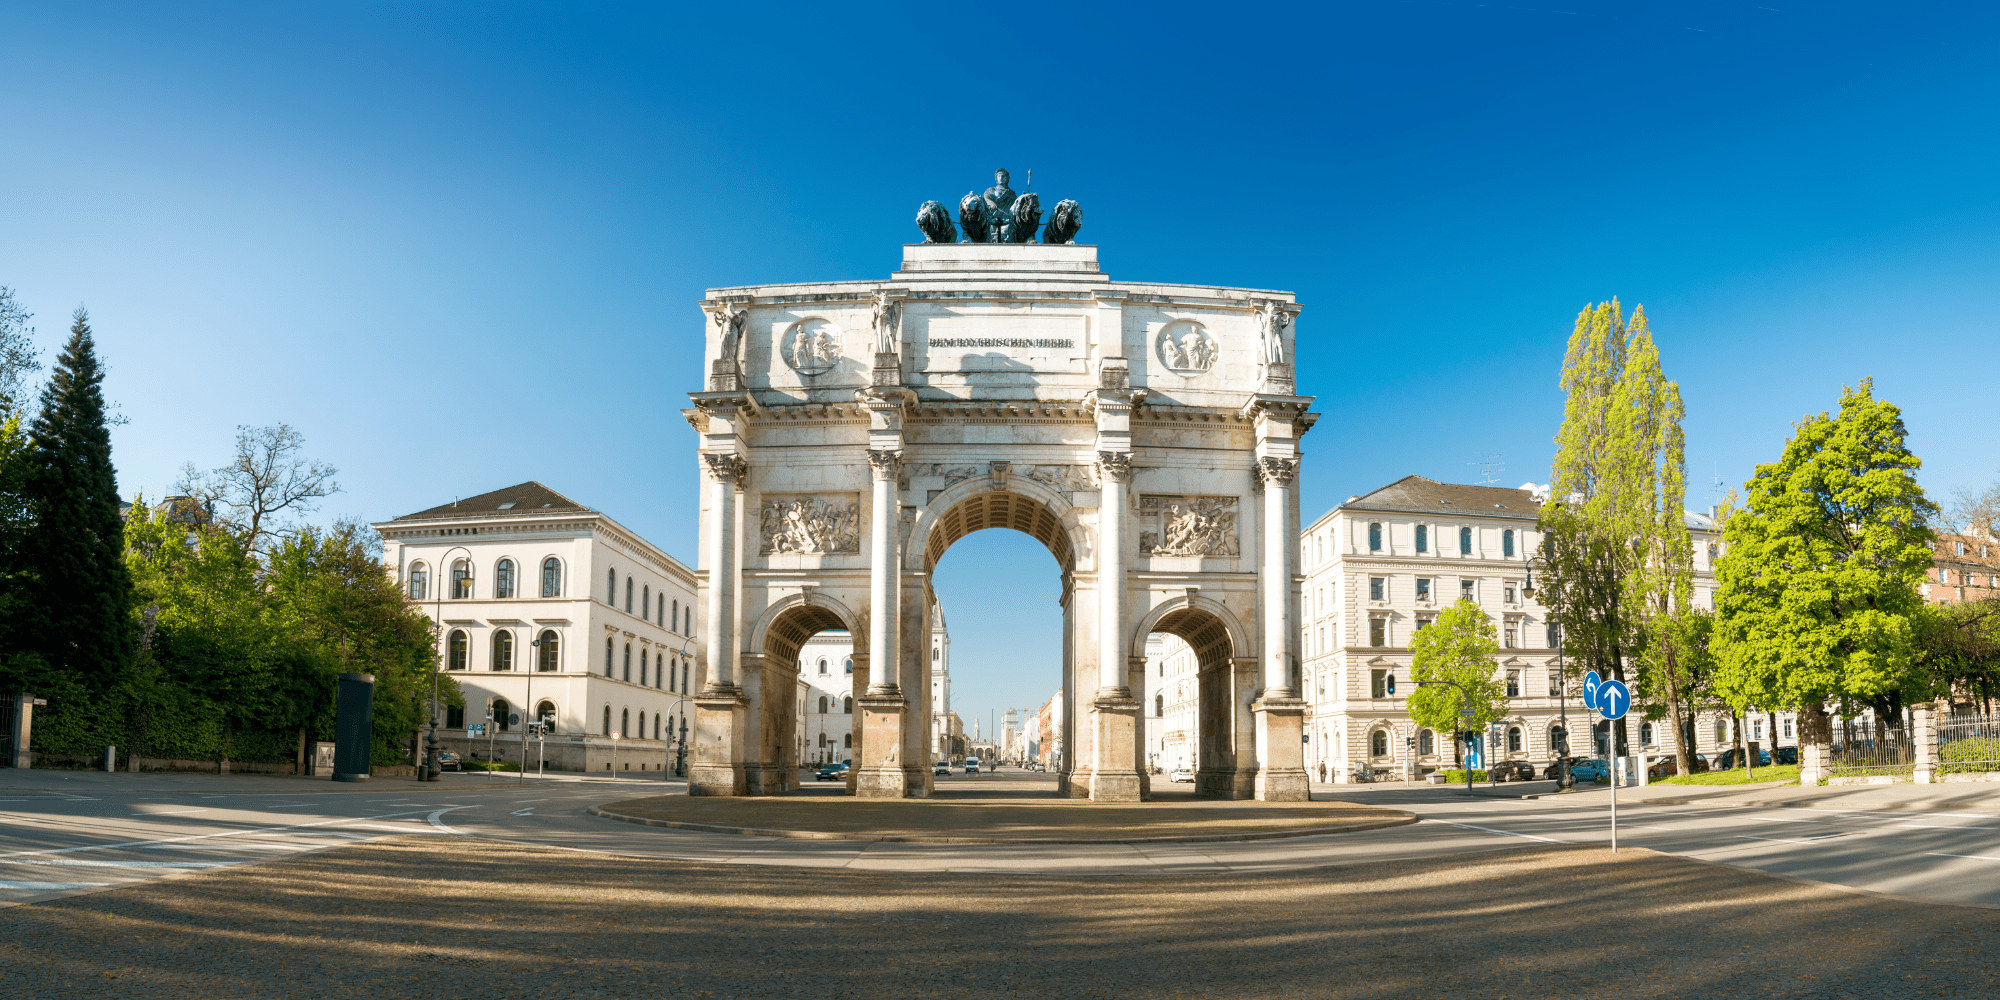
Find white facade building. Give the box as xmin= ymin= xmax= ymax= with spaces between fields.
xmin=796 ymin=597 xmax=953 ymax=767
xmin=1143 ymin=633 xmax=1199 ymax=773
xmin=1299 ymin=475 xmax=1771 ymax=782
xmin=374 ymin=482 xmax=699 ymax=773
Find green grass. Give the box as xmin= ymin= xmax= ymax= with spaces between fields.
xmin=1653 ymin=764 xmax=1799 ymax=786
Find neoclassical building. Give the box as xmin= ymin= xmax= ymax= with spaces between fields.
xmin=1300 ymin=475 xmax=1768 ymax=781
xmin=374 ymin=482 xmax=699 ymax=772
xmin=797 ymin=600 xmax=950 ymax=766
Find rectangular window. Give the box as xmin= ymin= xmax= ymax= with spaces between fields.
xmin=1461 ymin=579 xmax=1475 ymax=601
xmin=1504 ymin=584 xmax=1516 ymax=604
xmin=1504 ymin=623 xmax=1518 ymax=648
xmin=1783 ymin=718 xmax=1795 ymax=739
xmin=1506 ymin=671 xmax=1520 ymax=697
xmin=446 ymin=706 xmax=465 ymax=729
xmin=1369 ymin=618 xmax=1386 ymax=647
xmin=1415 ymin=578 xmax=1430 ymax=601
xmin=1371 ymin=669 xmax=1388 ymax=698
xmin=1415 ymin=616 xmax=1432 ymax=632
xmin=1548 ymin=671 xmax=1563 ymax=697
xmin=1369 ymin=577 xmax=1385 ymax=601
xmin=1752 ymin=719 xmax=1765 ymax=741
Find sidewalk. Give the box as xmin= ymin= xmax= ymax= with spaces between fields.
xmin=0 ymin=767 xmax=688 ymax=795
xmin=1316 ymin=775 xmax=2000 ymax=813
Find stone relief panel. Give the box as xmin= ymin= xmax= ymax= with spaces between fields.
xmin=1138 ymin=495 xmax=1240 ymax=557
xmin=759 ymin=494 xmax=861 ymax=554
xmin=1157 ymin=320 xmax=1217 ymax=375
xmin=782 ymin=319 xmax=844 ymax=377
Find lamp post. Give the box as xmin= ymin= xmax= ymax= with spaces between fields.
xmin=664 ymin=696 xmax=693 ymax=781
xmin=1522 ymin=557 xmax=1573 ymax=790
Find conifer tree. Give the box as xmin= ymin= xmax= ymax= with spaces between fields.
xmin=17 ymin=309 xmax=135 ymax=703
xmin=1712 ymin=378 xmax=1934 ymax=781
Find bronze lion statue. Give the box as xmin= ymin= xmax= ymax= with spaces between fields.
xmin=915 ymin=200 xmax=957 ymax=244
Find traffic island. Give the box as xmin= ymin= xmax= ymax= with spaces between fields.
xmin=585 ymin=794 xmax=1416 ymax=843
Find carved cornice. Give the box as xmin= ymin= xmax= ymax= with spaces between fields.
xmin=1098 ymin=451 xmax=1135 ymax=484
xmin=702 ymin=453 xmax=747 ymax=484
xmin=1255 ymin=457 xmax=1298 ymax=487
xmin=866 ymin=449 xmax=904 ymax=481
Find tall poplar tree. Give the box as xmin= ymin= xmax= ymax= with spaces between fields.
xmin=1712 ymin=378 xmax=1934 ymax=778
xmin=1538 ymin=300 xmax=1692 ymax=762
xmin=17 ymin=309 xmax=135 ymax=705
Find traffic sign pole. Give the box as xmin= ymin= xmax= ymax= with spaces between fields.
xmin=1595 ymin=678 xmax=1631 ymax=854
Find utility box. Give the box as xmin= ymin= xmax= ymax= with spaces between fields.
xmin=8 ymin=693 xmax=46 ymax=769
xmin=311 ymin=742 xmax=336 ymax=776
xmin=333 ymin=673 xmax=375 ymax=782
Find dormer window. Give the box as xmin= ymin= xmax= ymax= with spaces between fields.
xmin=1368 ymin=522 xmax=1383 ymax=551
xmin=1459 ymin=527 xmax=1473 ymax=555
xmin=1416 ymin=524 xmax=1428 ymax=553
xmin=1502 ymin=529 xmax=1515 ymax=557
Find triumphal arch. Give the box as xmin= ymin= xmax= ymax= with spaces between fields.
xmin=684 ymin=171 xmax=1317 ymax=801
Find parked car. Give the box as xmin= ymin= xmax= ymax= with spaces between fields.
xmin=1169 ymin=768 xmax=1195 ymax=783
xmin=963 ymin=758 xmax=980 ymax=774
xmin=815 ymin=762 xmax=849 ymax=781
xmin=933 ymin=760 xmax=952 ymax=776
xmin=434 ymin=751 xmax=461 ymax=772
xmin=1541 ymin=757 xmax=1589 ymax=781
xmin=1489 ymin=760 xmax=1535 ymax=782
xmin=1771 ymin=746 xmax=1798 ymax=765
xmin=1567 ymin=759 xmax=1611 ymax=783
xmin=1713 ymin=747 xmax=1772 ymax=769
xmin=1647 ymin=756 xmax=1679 ymax=780
xmin=1026 ymin=762 xmax=1046 ymax=772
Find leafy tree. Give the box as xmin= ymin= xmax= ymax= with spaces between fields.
xmin=0 ymin=286 xmax=38 ymax=417
xmin=0 ymin=415 xmax=39 ymax=692
xmin=1908 ymin=599 xmax=2000 ymax=712
xmin=15 ymin=309 xmax=135 ymax=718
xmin=175 ymin=423 xmax=339 ymax=554
xmin=1538 ymin=300 xmax=1692 ymax=762
xmin=1408 ymin=599 xmax=1507 ymax=760
xmin=1713 ymin=378 xmax=1935 ymax=774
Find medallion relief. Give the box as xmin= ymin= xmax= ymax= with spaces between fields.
xmin=758 ymin=494 xmax=861 ymax=554
xmin=1157 ymin=320 xmax=1218 ymax=375
xmin=783 ymin=318 xmax=844 ymax=377
xmin=1138 ymin=495 xmax=1240 ymax=557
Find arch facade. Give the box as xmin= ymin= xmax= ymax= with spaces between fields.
xmin=686 ymin=238 xmax=1315 ymax=801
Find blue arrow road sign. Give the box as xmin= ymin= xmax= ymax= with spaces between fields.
xmin=1598 ymin=679 xmax=1631 ymax=721
xmin=1582 ymin=671 xmax=1603 ymax=710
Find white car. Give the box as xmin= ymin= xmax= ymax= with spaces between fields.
xmin=1169 ymin=768 xmax=1195 ymax=783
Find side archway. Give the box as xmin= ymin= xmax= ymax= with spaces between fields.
xmin=1130 ymin=595 xmax=1258 ymax=799
xmin=738 ymin=590 xmax=864 ymax=796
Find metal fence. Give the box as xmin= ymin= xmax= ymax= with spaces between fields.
xmin=1828 ymin=729 xmax=1914 ymax=777
xmin=1939 ymin=713 xmax=2000 ymax=775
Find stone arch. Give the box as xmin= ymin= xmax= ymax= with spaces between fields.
xmin=907 ymin=474 xmax=1080 ymax=574
xmin=1129 ymin=595 xmax=1258 ymax=799
xmin=744 ymin=590 xmax=864 ymax=670
xmin=1128 ymin=594 xmax=1251 ymax=664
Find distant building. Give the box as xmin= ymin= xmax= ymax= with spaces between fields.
xmin=795 ymin=595 xmax=952 ymax=766
xmin=1143 ymin=633 xmax=1197 ymax=772
xmin=1923 ymin=524 xmax=2000 ymax=606
xmin=373 ymin=481 xmax=697 ymax=774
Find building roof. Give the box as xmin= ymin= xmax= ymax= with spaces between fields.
xmin=391 ymin=481 xmax=592 ymax=522
xmin=1341 ymin=475 xmax=1537 ymax=520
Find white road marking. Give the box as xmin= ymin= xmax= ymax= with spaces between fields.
xmin=0 ymin=859 xmax=237 ymax=869
xmin=511 ymin=808 xmax=535 ymax=816
xmin=1748 ymin=816 xmax=1814 ymax=824
xmin=1735 ymin=835 xmax=1818 ymax=846
xmin=138 ymin=808 xmax=210 ymax=815
xmin=1926 ymin=852 xmax=2000 ymax=862
xmin=0 ymin=880 xmax=111 ymax=890
xmin=136 ymin=842 xmax=336 ymax=851
xmin=1890 ymin=822 xmax=1998 ymax=831
xmin=0 ymin=805 xmax=468 ymax=860
xmin=1429 ymin=820 xmax=1569 ymax=844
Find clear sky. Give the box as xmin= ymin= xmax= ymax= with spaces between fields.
xmin=4 ymin=2 xmax=1996 ymax=730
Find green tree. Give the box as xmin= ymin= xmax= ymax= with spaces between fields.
xmin=1409 ymin=599 xmax=1507 ymax=760
xmin=0 ymin=286 xmax=38 ymax=417
xmin=0 ymin=415 xmax=38 ymax=691
xmin=1538 ymin=300 xmax=1692 ymax=762
xmin=1713 ymin=378 xmax=1935 ymax=775
xmin=15 ymin=309 xmax=135 ymax=721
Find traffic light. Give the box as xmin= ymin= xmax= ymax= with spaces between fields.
xmin=1385 ymin=674 xmax=1396 ymax=696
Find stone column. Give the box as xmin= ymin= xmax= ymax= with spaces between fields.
xmin=1085 ymin=451 xmax=1142 ymax=802
xmin=856 ymin=448 xmax=909 ymax=798
xmin=1913 ymin=701 xmax=1938 ymax=784
xmin=690 ymin=452 xmax=746 ymax=796
xmin=1250 ymin=456 xmax=1309 ymax=801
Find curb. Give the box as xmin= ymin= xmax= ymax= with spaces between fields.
xmin=583 ymin=805 xmax=1420 ymax=845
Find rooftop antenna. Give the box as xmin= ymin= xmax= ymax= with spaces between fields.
xmin=1469 ymin=453 xmax=1503 ymax=485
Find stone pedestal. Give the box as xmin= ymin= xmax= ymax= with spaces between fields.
xmin=1798 ymin=702 xmax=1832 ymax=787
xmin=1913 ymin=701 xmax=1939 ymax=784
xmin=1252 ymin=696 xmax=1310 ymax=801
xmin=855 ymin=693 xmax=909 ymax=798
xmin=1086 ymin=694 xmax=1143 ymax=802
xmin=688 ymin=691 xmax=747 ymax=796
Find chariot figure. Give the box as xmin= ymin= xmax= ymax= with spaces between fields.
xmin=958 ymin=168 xmax=1043 ymax=243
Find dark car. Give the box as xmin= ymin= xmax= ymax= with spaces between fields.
xmin=815 ymin=762 xmax=849 ymax=781
xmin=1771 ymin=746 xmax=1798 ymax=765
xmin=1541 ymin=757 xmax=1590 ymax=781
xmin=434 ymin=751 xmax=461 ymax=772
xmin=1713 ymin=747 xmax=1772 ymax=769
xmin=1489 ymin=760 xmax=1535 ymax=782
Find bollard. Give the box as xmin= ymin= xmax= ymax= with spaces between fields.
xmin=332 ymin=673 xmax=376 ymax=782
xmin=105 ymin=745 xmax=116 ymax=773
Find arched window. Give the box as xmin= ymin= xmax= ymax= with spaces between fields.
xmin=1502 ymin=530 xmax=1515 ymax=558
xmin=818 ymin=658 xmax=828 ymax=676
xmin=1371 ymin=730 xmax=1388 ymax=757
xmin=495 ymin=559 xmax=516 ymax=599
xmin=1714 ymin=718 xmax=1729 ymax=744
xmin=668 ymin=658 xmax=677 ymax=692
xmin=537 ymin=630 xmax=559 ymax=672
xmin=843 ymin=696 xmax=853 ymax=714
xmin=653 ymin=714 xmax=660 ymax=740
xmin=685 ymin=606 xmax=693 ymax=634
xmin=1419 ymin=729 xmax=1434 ymax=755
xmin=625 ymin=710 xmax=634 ymax=739
xmin=492 ymin=630 xmax=513 ymax=671
xmin=448 ymin=630 xmax=468 ymax=670
xmin=672 ymin=599 xmax=680 ymax=632
xmin=844 ymin=733 xmax=852 ymax=749
xmin=1459 ymin=527 xmax=1473 ymax=555
xmin=625 ymin=577 xmax=633 ymax=613
xmin=642 ymin=585 xmax=650 ymax=620
xmin=1508 ymin=726 xmax=1522 ymax=752
xmin=639 ymin=649 xmax=648 ymax=686
xmin=535 ymin=700 xmax=555 ymax=729
xmin=1155 ymin=693 xmax=1164 ymax=717
xmin=932 ymin=648 xmax=939 ymax=661
xmin=682 ymin=662 xmax=689 ymax=692
xmin=493 ymin=699 xmax=511 ymax=732
xmin=819 ymin=696 xmax=829 ymax=714
xmin=1640 ymin=722 xmax=1655 ymax=745
xmin=843 ymin=657 xmax=853 ymax=675
xmin=408 ymin=563 xmax=429 ymax=599
xmin=1368 ymin=522 xmax=1383 ymax=551
xmin=608 ymin=568 xmax=617 ymax=604
xmin=605 ymin=637 xmax=614 ymax=676
xmin=622 ymin=643 xmax=632 ymax=682
xmin=1551 ymin=724 xmax=1568 ymax=754
xmin=541 ymin=558 xmax=562 ymax=597
xmin=657 ymin=597 xmax=664 ymax=627
xmin=451 ymin=559 xmax=473 ymax=599
xmin=602 ymin=705 xmax=611 ymax=736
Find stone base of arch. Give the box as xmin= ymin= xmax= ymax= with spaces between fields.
xmin=1086 ymin=694 xmax=1144 ymax=803
xmin=855 ymin=692 xmax=910 ymax=799
xmin=688 ymin=690 xmax=747 ymax=797
xmin=1252 ymin=697 xmax=1311 ymax=802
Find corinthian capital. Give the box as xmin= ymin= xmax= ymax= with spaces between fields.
xmin=1256 ymin=457 xmax=1297 ymax=487
xmin=866 ymin=449 xmax=904 ymax=481
xmin=702 ymin=453 xmax=748 ymax=484
xmin=1097 ymin=451 xmax=1135 ymax=484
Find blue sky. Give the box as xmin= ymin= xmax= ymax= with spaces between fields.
xmin=4 ymin=2 xmax=1996 ymax=727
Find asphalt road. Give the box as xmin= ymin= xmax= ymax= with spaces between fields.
xmin=4 ymin=768 xmax=1998 ymax=910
